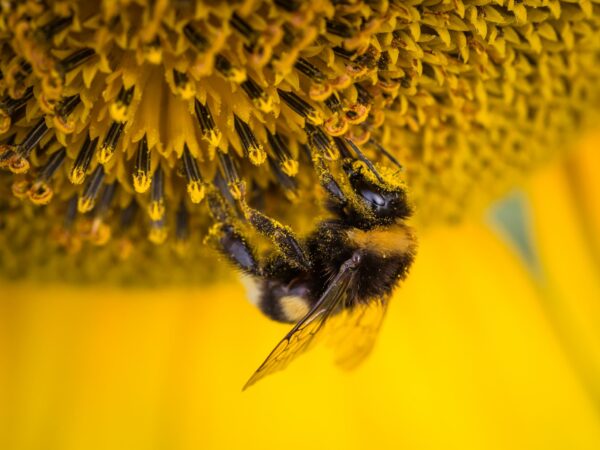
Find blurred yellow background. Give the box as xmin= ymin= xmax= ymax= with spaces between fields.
xmin=1 ymin=135 xmax=600 ymax=450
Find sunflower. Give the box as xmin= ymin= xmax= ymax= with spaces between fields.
xmin=1 ymin=1 xmax=600 ymax=449
xmin=1 ymin=0 xmax=599 ymax=282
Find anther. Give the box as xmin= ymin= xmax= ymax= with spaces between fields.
xmin=133 ymin=135 xmax=151 ymax=193
xmin=0 ymin=86 xmax=34 ymax=133
xmin=173 ymin=70 xmax=195 ymax=99
xmin=234 ymin=115 xmax=266 ymax=165
xmin=95 ymin=181 xmax=117 ymax=219
xmin=355 ymin=83 xmax=373 ymax=105
xmin=345 ymin=103 xmax=370 ymax=125
xmin=266 ymin=131 xmax=298 ymax=177
xmin=324 ymin=114 xmax=348 ymax=137
xmin=9 ymin=117 xmax=50 ymax=174
xmin=326 ymin=20 xmax=357 ymax=38
xmin=38 ymin=15 xmax=73 ymax=39
xmin=28 ymin=148 xmax=66 ymax=205
xmin=120 ymin=200 xmax=138 ymax=231
xmin=148 ymin=166 xmax=165 ymax=221
xmin=59 ymin=48 xmax=95 ymax=73
xmin=294 ymin=58 xmax=326 ymax=83
xmin=182 ymin=144 xmax=205 ymax=204
xmin=98 ymin=121 xmax=125 ymax=164
xmin=268 ymin=156 xmax=298 ymax=201
xmin=78 ymin=164 xmax=105 ymax=213
xmin=214 ymin=54 xmax=246 ymax=83
xmin=64 ymin=195 xmax=78 ymax=229
xmin=332 ymin=46 xmax=356 ymax=60
xmin=53 ymin=94 xmax=81 ymax=133
xmin=278 ymin=89 xmax=323 ymax=125
xmin=241 ymin=78 xmax=272 ymax=112
xmin=175 ymin=201 xmax=189 ymax=244
xmin=230 ymin=13 xmax=258 ymax=42
xmin=6 ymin=59 xmax=32 ymax=98
xmin=274 ymin=0 xmax=301 ymax=12
xmin=69 ymin=135 xmax=98 ymax=184
xmin=194 ymin=99 xmax=222 ymax=146
xmin=183 ymin=23 xmax=209 ymax=53
xmin=217 ymin=150 xmax=243 ymax=200
xmin=142 ymin=37 xmax=162 ymax=64
xmin=148 ymin=219 xmax=167 ymax=244
xmin=305 ymin=124 xmax=339 ymax=160
xmin=109 ymin=86 xmax=134 ymax=122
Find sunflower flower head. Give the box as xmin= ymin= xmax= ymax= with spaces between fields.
xmin=1 ymin=0 xmax=599 ymax=281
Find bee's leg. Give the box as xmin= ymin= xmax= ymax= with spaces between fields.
xmin=206 ymin=188 xmax=262 ymax=276
xmin=239 ymin=200 xmax=311 ymax=271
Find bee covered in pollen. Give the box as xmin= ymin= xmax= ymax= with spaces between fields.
xmin=206 ymin=139 xmax=417 ymax=389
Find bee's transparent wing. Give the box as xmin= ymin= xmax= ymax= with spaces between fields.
xmin=327 ymin=297 xmax=390 ymax=370
xmin=243 ymin=259 xmax=357 ymax=390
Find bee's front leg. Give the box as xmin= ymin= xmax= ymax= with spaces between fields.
xmin=239 ymin=201 xmax=311 ymax=271
xmin=206 ymin=222 xmax=261 ymax=276
xmin=206 ymin=189 xmax=262 ymax=277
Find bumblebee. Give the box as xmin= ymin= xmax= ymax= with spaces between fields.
xmin=207 ymin=140 xmax=417 ymax=389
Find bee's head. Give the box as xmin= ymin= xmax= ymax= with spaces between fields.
xmin=343 ymin=161 xmax=412 ymax=226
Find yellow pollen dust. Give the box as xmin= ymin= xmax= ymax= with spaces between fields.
xmin=148 ymin=201 xmax=166 ymax=221
xmin=187 ymin=181 xmax=206 ymax=204
xmin=133 ymin=173 xmax=151 ymax=194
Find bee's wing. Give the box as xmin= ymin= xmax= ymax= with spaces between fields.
xmin=243 ymin=260 xmax=358 ymax=390
xmin=328 ymin=296 xmax=390 ymax=370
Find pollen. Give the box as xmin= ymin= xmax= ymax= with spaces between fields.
xmin=1 ymin=1 xmax=599 ymax=280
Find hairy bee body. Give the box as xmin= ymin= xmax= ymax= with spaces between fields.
xmin=247 ymin=220 xmax=416 ymax=323
xmin=208 ymin=154 xmax=417 ymax=388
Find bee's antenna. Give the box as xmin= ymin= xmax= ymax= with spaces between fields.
xmin=343 ymin=138 xmax=384 ymax=183
xmin=368 ymin=138 xmax=404 ymax=171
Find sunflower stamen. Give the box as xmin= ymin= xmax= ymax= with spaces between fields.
xmin=326 ymin=20 xmax=357 ymax=39
xmin=8 ymin=118 xmax=50 ymax=174
xmin=214 ymin=54 xmax=246 ymax=83
xmin=38 ymin=15 xmax=74 ymax=39
xmin=268 ymin=156 xmax=298 ymax=201
xmin=182 ymin=144 xmax=205 ymax=204
xmin=183 ymin=24 xmax=209 ymax=53
xmin=59 ymin=48 xmax=95 ymax=73
xmin=230 ymin=13 xmax=258 ymax=42
xmin=148 ymin=218 xmax=167 ymax=244
xmin=69 ymin=135 xmax=98 ymax=185
xmin=266 ymin=131 xmax=298 ymax=177
xmin=109 ymin=86 xmax=134 ymax=122
xmin=133 ymin=135 xmax=151 ymax=193
xmin=194 ymin=99 xmax=221 ymax=146
xmin=241 ymin=78 xmax=272 ymax=112
xmin=0 ymin=87 xmax=34 ymax=133
xmin=305 ymin=124 xmax=338 ymax=160
xmin=233 ymin=115 xmax=266 ymax=165
xmin=175 ymin=201 xmax=189 ymax=244
xmin=148 ymin=166 xmax=165 ymax=221
xmin=294 ymin=58 xmax=325 ymax=83
xmin=274 ymin=0 xmax=301 ymax=12
xmin=217 ymin=150 xmax=243 ymax=200
xmin=78 ymin=164 xmax=105 ymax=213
xmin=173 ymin=70 xmax=195 ymax=99
xmin=277 ymin=89 xmax=323 ymax=125
xmin=98 ymin=121 xmax=125 ymax=164
xmin=28 ymin=147 xmax=66 ymax=205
